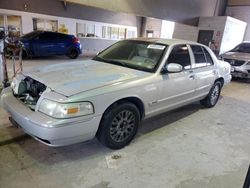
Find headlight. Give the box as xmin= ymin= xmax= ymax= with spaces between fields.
xmin=38 ymin=99 xmax=94 ymax=118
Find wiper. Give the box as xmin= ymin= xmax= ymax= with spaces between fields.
xmin=93 ymin=56 xmax=128 ymax=68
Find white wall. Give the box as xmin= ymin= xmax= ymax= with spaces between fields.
xmin=173 ymin=23 xmax=198 ymax=41
xmin=142 ymin=17 xmax=162 ymax=38
xmin=161 ymin=20 xmax=175 ymax=39
xmin=226 ymin=6 xmax=250 ymax=41
xmin=220 ymin=17 xmax=246 ymax=53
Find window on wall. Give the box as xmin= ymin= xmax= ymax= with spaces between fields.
xmin=111 ymin=27 xmax=119 ymax=39
xmin=7 ymin=16 xmax=22 ymax=37
xmin=76 ymin=22 xmax=137 ymax=40
xmin=0 ymin=15 xmax=4 ymax=27
xmin=86 ymin=23 xmax=95 ymax=37
xmin=76 ymin=23 xmax=86 ymax=37
xmin=127 ymin=29 xmax=136 ymax=38
xmin=33 ymin=18 xmax=58 ymax=32
xmin=119 ymin=28 xmax=126 ymax=39
xmin=95 ymin=25 xmax=102 ymax=38
xmin=76 ymin=23 xmax=96 ymax=38
xmin=0 ymin=15 xmax=22 ymax=37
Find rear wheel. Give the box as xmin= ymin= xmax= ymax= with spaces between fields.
xmin=200 ymin=81 xmax=222 ymax=108
xmin=68 ymin=49 xmax=79 ymax=59
xmin=97 ymin=102 xmax=140 ymax=149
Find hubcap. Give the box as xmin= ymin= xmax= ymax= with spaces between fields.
xmin=110 ymin=110 xmax=135 ymax=143
xmin=211 ymin=85 xmax=220 ymax=105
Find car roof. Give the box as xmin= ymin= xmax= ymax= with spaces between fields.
xmin=33 ymin=30 xmax=70 ymax=36
xmin=128 ymin=37 xmax=202 ymax=46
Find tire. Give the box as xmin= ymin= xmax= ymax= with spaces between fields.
xmin=97 ymin=102 xmax=140 ymax=149
xmin=200 ymin=81 xmax=222 ymax=108
xmin=68 ymin=49 xmax=79 ymax=59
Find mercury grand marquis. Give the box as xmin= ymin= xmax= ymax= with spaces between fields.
xmin=1 ymin=38 xmax=232 ymax=149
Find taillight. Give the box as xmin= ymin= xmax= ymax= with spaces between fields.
xmin=73 ymin=37 xmax=80 ymax=43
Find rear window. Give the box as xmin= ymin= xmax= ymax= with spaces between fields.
xmin=191 ymin=45 xmax=213 ymax=68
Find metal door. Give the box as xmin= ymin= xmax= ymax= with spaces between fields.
xmin=198 ymin=30 xmax=214 ymax=46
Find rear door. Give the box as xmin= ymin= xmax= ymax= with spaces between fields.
xmin=190 ymin=45 xmax=216 ymax=97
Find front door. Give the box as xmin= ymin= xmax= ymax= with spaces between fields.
xmin=155 ymin=45 xmax=196 ymax=112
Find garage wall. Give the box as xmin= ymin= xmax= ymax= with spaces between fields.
xmin=141 ymin=17 xmax=162 ymax=38
xmin=226 ymin=6 xmax=250 ymax=41
xmin=63 ymin=0 xmax=227 ymax=26
xmin=0 ymin=0 xmax=227 ymax=27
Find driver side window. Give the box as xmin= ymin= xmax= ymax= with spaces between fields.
xmin=167 ymin=45 xmax=191 ymax=70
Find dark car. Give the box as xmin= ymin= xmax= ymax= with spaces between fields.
xmin=21 ymin=31 xmax=82 ymax=59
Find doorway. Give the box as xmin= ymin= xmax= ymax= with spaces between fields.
xmin=198 ymin=30 xmax=214 ymax=46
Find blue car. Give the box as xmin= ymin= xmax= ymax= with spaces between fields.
xmin=21 ymin=31 xmax=82 ymax=59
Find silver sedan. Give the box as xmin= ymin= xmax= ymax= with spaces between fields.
xmin=1 ymin=38 xmax=232 ymax=149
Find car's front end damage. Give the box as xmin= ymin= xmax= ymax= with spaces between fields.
xmin=1 ymin=74 xmax=101 ymax=146
xmin=0 ymin=60 xmax=150 ymax=146
xmin=222 ymin=49 xmax=250 ymax=79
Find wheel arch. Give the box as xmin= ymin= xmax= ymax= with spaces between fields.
xmin=102 ymin=96 xmax=145 ymax=120
xmin=215 ymin=77 xmax=224 ymax=87
xmin=96 ymin=96 xmax=145 ymax=136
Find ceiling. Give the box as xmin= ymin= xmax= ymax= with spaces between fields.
xmin=64 ymin=0 xmax=250 ymax=8
xmin=60 ymin=0 xmax=227 ymax=25
xmin=228 ymin=0 xmax=250 ymax=6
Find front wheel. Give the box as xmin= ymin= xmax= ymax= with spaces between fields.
xmin=97 ymin=102 xmax=140 ymax=149
xmin=200 ymin=81 xmax=222 ymax=108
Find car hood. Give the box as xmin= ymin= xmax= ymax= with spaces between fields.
xmin=23 ymin=60 xmax=151 ymax=96
xmin=223 ymin=52 xmax=250 ymax=61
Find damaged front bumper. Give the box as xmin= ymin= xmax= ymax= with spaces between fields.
xmin=231 ymin=65 xmax=250 ymax=78
xmin=1 ymin=87 xmax=101 ymax=146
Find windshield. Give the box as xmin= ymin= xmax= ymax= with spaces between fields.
xmin=21 ymin=31 xmax=42 ymax=40
xmin=93 ymin=40 xmax=167 ymax=72
xmin=230 ymin=43 xmax=250 ymax=53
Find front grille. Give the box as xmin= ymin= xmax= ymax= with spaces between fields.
xmin=224 ymin=58 xmax=245 ymax=66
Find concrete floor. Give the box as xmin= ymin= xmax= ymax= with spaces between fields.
xmin=0 ymin=57 xmax=250 ymax=188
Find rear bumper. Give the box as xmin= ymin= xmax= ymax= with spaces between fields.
xmin=223 ymin=73 xmax=232 ymax=85
xmin=1 ymin=87 xmax=101 ymax=146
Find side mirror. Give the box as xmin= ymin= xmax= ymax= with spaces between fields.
xmin=163 ymin=63 xmax=183 ymax=73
